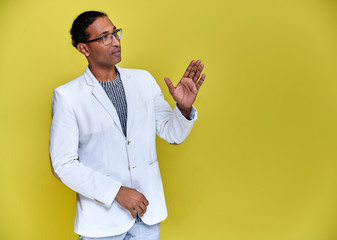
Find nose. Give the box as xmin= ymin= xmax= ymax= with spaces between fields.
xmin=111 ymin=35 xmax=120 ymax=46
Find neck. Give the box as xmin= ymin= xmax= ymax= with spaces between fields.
xmin=88 ymin=64 xmax=117 ymax=82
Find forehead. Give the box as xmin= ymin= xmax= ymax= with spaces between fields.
xmin=86 ymin=16 xmax=115 ymax=37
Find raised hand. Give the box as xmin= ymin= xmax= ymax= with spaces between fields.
xmin=164 ymin=59 xmax=206 ymax=118
xmin=115 ymin=186 xmax=149 ymax=218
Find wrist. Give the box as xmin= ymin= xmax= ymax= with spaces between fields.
xmin=115 ymin=186 xmax=125 ymax=202
xmin=177 ymin=104 xmax=191 ymax=118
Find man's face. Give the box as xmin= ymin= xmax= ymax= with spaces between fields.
xmin=84 ymin=16 xmax=121 ymax=68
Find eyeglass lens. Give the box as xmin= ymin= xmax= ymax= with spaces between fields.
xmin=102 ymin=30 xmax=122 ymax=45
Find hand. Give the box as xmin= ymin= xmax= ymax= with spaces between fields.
xmin=115 ymin=186 xmax=149 ymax=218
xmin=164 ymin=59 xmax=206 ymax=117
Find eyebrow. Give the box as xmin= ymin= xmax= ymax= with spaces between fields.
xmin=99 ymin=26 xmax=117 ymax=36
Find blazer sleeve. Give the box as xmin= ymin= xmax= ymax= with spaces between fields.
xmin=148 ymin=72 xmax=198 ymax=144
xmin=49 ymin=89 xmax=122 ymax=208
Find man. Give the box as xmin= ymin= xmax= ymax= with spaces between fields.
xmin=49 ymin=10 xmax=206 ymax=240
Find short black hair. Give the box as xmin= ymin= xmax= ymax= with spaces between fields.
xmin=70 ymin=11 xmax=107 ymax=48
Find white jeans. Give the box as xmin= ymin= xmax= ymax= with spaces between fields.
xmin=79 ymin=216 xmax=160 ymax=240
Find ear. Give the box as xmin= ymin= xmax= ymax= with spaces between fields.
xmin=77 ymin=43 xmax=90 ymax=57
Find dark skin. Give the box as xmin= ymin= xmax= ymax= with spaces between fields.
xmin=165 ymin=59 xmax=206 ymax=117
xmin=77 ymin=16 xmax=206 ymax=218
xmin=77 ymin=16 xmax=121 ymax=82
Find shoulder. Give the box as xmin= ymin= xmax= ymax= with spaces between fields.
xmin=117 ymin=67 xmax=154 ymax=80
xmin=118 ymin=67 xmax=158 ymax=91
xmin=53 ymin=74 xmax=85 ymax=95
xmin=117 ymin=66 xmax=160 ymax=97
xmin=52 ymin=74 xmax=87 ymax=106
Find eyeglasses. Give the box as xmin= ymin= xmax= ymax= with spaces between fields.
xmin=84 ymin=28 xmax=122 ymax=45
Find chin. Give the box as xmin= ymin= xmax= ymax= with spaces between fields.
xmin=114 ymin=57 xmax=122 ymax=65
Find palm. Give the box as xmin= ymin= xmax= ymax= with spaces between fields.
xmin=164 ymin=60 xmax=206 ymax=114
xmin=169 ymin=77 xmax=198 ymax=107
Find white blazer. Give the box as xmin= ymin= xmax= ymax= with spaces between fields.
xmin=49 ymin=66 xmax=197 ymax=237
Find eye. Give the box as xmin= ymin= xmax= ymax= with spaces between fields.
xmin=102 ymin=34 xmax=110 ymax=40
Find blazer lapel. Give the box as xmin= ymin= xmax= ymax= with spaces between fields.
xmin=116 ymin=66 xmax=137 ymax=138
xmin=83 ymin=66 xmax=124 ymax=136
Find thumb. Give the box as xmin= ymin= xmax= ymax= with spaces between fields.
xmin=164 ymin=77 xmax=175 ymax=93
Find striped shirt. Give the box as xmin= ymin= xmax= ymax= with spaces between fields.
xmin=99 ymin=72 xmax=128 ymax=136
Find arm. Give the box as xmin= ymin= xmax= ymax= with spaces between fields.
xmin=153 ymin=60 xmax=206 ymax=144
xmin=49 ymin=89 xmax=121 ymax=208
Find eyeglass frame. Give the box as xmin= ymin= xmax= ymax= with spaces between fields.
xmin=83 ymin=28 xmax=122 ymax=45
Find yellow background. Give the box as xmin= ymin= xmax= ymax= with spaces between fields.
xmin=1 ymin=0 xmax=337 ymax=239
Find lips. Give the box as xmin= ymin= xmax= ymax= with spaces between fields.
xmin=112 ymin=49 xmax=121 ymax=56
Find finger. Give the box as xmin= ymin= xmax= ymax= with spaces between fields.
xmin=130 ymin=208 xmax=137 ymax=218
xmin=193 ymin=64 xmax=204 ymax=83
xmin=141 ymin=201 xmax=147 ymax=211
xmin=143 ymin=198 xmax=149 ymax=206
xmin=196 ymin=73 xmax=206 ymax=90
xmin=139 ymin=203 xmax=147 ymax=215
xmin=183 ymin=60 xmax=196 ymax=77
xmin=164 ymin=77 xmax=175 ymax=94
xmin=136 ymin=206 xmax=144 ymax=217
xmin=189 ymin=59 xmax=201 ymax=79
